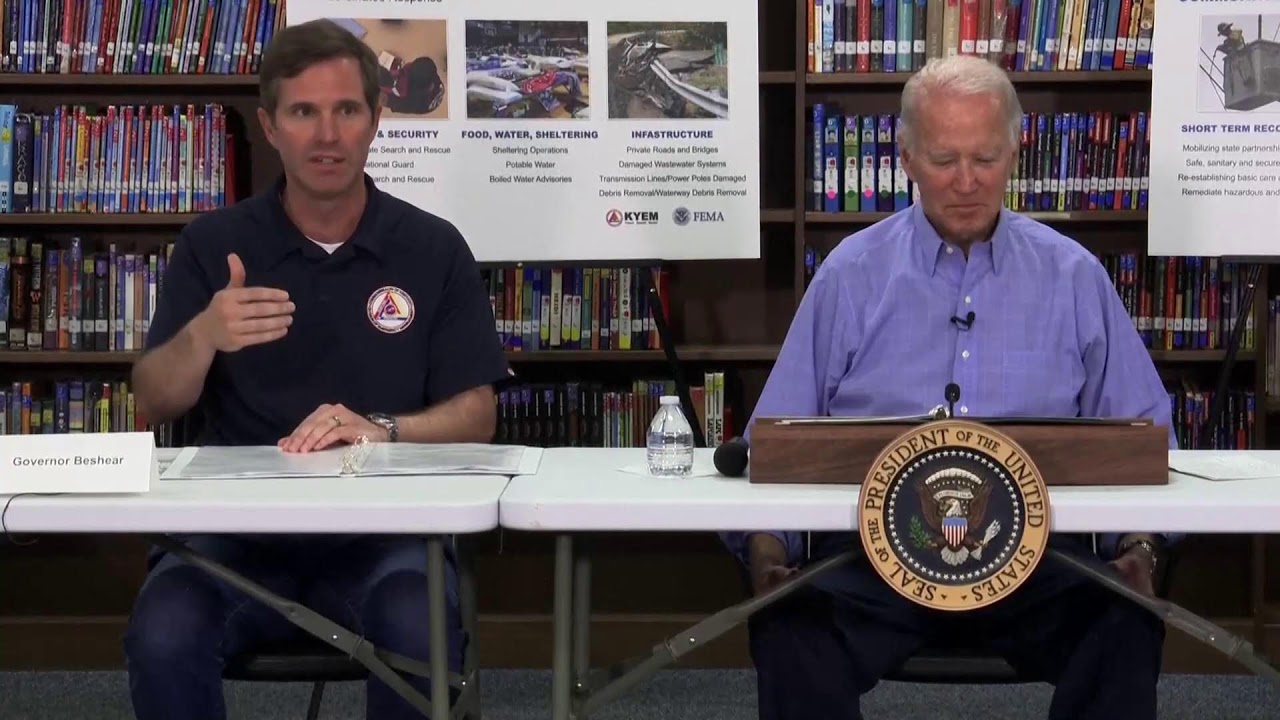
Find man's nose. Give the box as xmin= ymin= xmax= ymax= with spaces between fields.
xmin=954 ymin=163 xmax=979 ymax=193
xmin=316 ymin=113 xmax=340 ymax=142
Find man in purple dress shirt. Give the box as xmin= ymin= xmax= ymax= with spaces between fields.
xmin=724 ymin=55 xmax=1175 ymax=720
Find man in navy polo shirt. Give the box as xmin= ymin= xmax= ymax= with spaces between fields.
xmin=124 ymin=19 xmax=509 ymax=720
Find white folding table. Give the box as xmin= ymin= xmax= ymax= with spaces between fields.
xmin=500 ymin=446 xmax=1280 ymax=720
xmin=0 ymin=447 xmax=510 ymax=720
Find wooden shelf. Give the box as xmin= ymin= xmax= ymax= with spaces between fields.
xmin=0 ymin=345 xmax=784 ymax=365
xmin=0 ymin=346 xmax=1240 ymax=366
xmin=0 ymin=213 xmax=203 ymax=227
xmin=1148 ymin=350 xmax=1253 ymax=363
xmin=806 ymin=210 xmax=1147 ymax=224
xmin=501 ymin=344 xmax=782 ymax=363
xmin=761 ymin=208 xmax=795 ymax=223
xmin=0 ymin=351 xmax=140 ymax=364
xmin=805 ymin=70 xmax=1152 ymax=86
xmin=759 ymin=71 xmax=796 ymax=84
xmin=7 ymin=72 xmax=801 ymax=88
xmin=0 ymin=73 xmax=259 ymax=88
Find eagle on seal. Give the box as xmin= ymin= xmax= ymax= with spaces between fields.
xmin=916 ymin=468 xmax=1002 ymax=566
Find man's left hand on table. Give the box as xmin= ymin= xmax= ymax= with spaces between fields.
xmin=279 ymin=403 xmax=389 ymax=453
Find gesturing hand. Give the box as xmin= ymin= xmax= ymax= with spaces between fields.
xmin=195 ymin=253 xmax=294 ymax=353
xmin=279 ymin=403 xmax=389 ymax=454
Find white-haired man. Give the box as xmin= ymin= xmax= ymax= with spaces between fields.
xmin=722 ymin=55 xmax=1176 ymax=719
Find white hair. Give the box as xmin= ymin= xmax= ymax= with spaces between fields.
xmin=899 ymin=56 xmax=1023 ymax=152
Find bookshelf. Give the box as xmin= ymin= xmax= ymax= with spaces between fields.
xmin=0 ymin=0 xmax=1275 ymax=678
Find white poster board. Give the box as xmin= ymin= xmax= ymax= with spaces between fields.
xmin=286 ymin=0 xmax=760 ymax=263
xmin=1149 ymin=3 xmax=1280 ymax=257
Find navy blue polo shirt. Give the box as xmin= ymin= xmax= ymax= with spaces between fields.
xmin=146 ymin=174 xmax=511 ymax=446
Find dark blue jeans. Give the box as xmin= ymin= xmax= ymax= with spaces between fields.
xmin=123 ymin=534 xmax=463 ymax=720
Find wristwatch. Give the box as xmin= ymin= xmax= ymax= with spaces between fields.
xmin=365 ymin=412 xmax=400 ymax=442
xmin=1118 ymin=537 xmax=1160 ymax=578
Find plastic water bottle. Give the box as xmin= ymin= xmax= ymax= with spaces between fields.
xmin=647 ymin=395 xmax=695 ymax=476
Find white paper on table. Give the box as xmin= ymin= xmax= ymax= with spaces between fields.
xmin=1168 ymin=454 xmax=1280 ymax=481
xmin=162 ymin=443 xmax=542 ymax=480
xmin=619 ymin=454 xmax=721 ymax=479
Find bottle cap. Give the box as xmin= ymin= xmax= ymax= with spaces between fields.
xmin=660 ymin=395 xmax=680 ymax=405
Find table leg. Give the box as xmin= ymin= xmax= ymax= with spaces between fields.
xmin=552 ymin=533 xmax=575 ymax=720
xmin=572 ymin=546 xmax=592 ymax=716
xmin=1252 ymin=534 xmax=1272 ymax=664
xmin=426 ymin=537 xmax=451 ymax=720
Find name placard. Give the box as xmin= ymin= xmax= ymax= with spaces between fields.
xmin=0 ymin=432 xmax=157 ymax=495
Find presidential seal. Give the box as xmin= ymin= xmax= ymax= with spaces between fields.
xmin=858 ymin=419 xmax=1050 ymax=612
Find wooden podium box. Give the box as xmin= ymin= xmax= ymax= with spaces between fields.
xmin=748 ymin=417 xmax=1169 ymax=486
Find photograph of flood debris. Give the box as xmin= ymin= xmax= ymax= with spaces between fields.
xmin=607 ymin=22 xmax=730 ymax=120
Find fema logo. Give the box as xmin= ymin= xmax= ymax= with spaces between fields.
xmin=858 ymin=420 xmax=1049 ymax=612
xmin=672 ymin=207 xmax=691 ymax=226
xmin=606 ymin=209 xmax=623 ymax=227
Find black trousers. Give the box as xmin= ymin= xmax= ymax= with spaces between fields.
xmin=747 ymin=536 xmax=1165 ymax=720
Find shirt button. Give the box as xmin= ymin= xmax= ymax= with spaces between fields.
xmin=960 ymin=405 xmax=969 ymax=414
xmin=962 ymin=350 xmax=970 ymax=359
xmin=965 ymin=296 xmax=972 ymax=304
xmin=946 ymin=247 xmax=955 ymax=255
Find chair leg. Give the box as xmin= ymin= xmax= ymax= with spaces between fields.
xmin=306 ymin=681 xmax=326 ymax=720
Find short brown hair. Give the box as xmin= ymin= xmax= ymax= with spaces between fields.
xmin=259 ymin=19 xmax=381 ymax=117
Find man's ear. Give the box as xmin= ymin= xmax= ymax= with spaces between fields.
xmin=257 ymin=107 xmax=277 ymax=149
xmin=899 ymin=144 xmax=916 ymax=183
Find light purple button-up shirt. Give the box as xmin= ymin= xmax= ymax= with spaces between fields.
xmin=723 ymin=203 xmax=1177 ymax=568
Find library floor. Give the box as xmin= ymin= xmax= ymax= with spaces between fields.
xmin=0 ymin=669 xmax=1278 ymax=719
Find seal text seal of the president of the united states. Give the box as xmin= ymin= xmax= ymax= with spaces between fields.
xmin=858 ymin=419 xmax=1050 ymax=612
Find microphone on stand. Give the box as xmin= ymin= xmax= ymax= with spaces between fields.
xmin=945 ymin=383 xmax=961 ymax=418
xmin=713 ymin=436 xmax=750 ymax=477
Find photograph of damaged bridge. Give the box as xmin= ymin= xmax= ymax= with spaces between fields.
xmin=0 ymin=0 xmax=1275 ymax=679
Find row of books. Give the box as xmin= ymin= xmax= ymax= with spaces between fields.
xmin=0 ymin=372 xmax=1250 ymax=454
xmin=494 ymin=374 xmax=731 ymax=450
xmin=0 ymin=233 xmax=1262 ymax=360
xmin=0 ymin=237 xmax=170 ymax=352
xmin=808 ymin=106 xmax=1149 ymax=213
xmin=1102 ymin=254 xmax=1255 ymax=353
xmin=0 ymin=244 xmax=685 ymax=357
xmin=803 ymin=246 xmax=1258 ymax=353
xmin=1264 ymin=299 xmax=1280 ymax=400
xmin=1171 ymin=387 xmax=1256 ymax=451
xmin=0 ymin=378 xmax=179 ymax=448
xmin=0 ymin=0 xmax=287 ymax=75
xmin=806 ymin=0 xmax=1153 ymax=73
xmin=0 ymin=103 xmax=236 ymax=214
xmin=0 ymin=374 xmax=732 ymax=454
xmin=485 ymin=266 xmax=672 ymax=353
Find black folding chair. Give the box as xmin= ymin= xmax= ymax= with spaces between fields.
xmin=221 ymin=535 xmax=483 ymax=720
xmin=223 ymin=636 xmax=368 ymax=720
